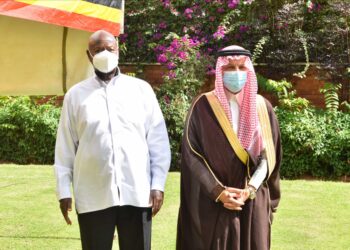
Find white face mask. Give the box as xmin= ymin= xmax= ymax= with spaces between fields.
xmin=91 ymin=50 xmax=119 ymax=73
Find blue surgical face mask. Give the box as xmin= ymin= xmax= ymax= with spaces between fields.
xmin=223 ymin=71 xmax=247 ymax=93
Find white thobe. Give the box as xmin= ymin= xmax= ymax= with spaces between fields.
xmin=229 ymin=97 xmax=267 ymax=190
xmin=54 ymin=74 xmax=171 ymax=214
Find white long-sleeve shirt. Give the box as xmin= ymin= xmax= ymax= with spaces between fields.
xmin=54 ymin=74 xmax=171 ymax=214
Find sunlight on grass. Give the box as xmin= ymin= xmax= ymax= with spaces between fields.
xmin=0 ymin=165 xmax=349 ymax=249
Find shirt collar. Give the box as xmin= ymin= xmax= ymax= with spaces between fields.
xmin=94 ymin=68 xmax=121 ymax=87
xmin=95 ymin=76 xmax=110 ymax=87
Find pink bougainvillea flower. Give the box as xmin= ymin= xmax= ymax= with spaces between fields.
xmin=217 ymin=7 xmax=225 ymax=13
xmin=178 ymin=51 xmax=188 ymax=60
xmin=239 ymin=25 xmax=249 ymax=33
xmin=181 ymin=36 xmax=189 ymax=43
xmin=167 ymin=46 xmax=176 ymax=54
xmin=213 ymin=25 xmax=226 ymax=40
xmin=158 ymin=21 xmax=168 ymax=29
xmin=153 ymin=33 xmax=163 ymax=40
xmin=170 ymin=39 xmax=181 ymax=50
xmin=189 ymin=38 xmax=200 ymax=47
xmin=154 ymin=45 xmax=166 ymax=53
xmin=168 ymin=71 xmax=177 ymax=79
xmin=157 ymin=53 xmax=168 ymax=63
xmin=228 ymin=0 xmax=239 ymax=9
xmin=184 ymin=8 xmax=193 ymax=19
xmin=161 ymin=0 xmax=170 ymax=8
xmin=167 ymin=62 xmax=176 ymax=70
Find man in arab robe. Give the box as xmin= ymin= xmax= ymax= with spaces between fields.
xmin=177 ymin=45 xmax=282 ymax=250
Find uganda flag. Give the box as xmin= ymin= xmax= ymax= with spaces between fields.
xmin=0 ymin=0 xmax=124 ymax=36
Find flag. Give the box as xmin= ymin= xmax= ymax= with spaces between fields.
xmin=0 ymin=0 xmax=124 ymax=35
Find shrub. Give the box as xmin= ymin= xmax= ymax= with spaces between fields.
xmin=0 ymin=96 xmax=60 ymax=164
xmin=155 ymin=34 xmax=210 ymax=170
xmin=276 ymin=108 xmax=350 ymax=178
xmin=262 ymin=78 xmax=350 ymax=178
xmin=120 ymin=0 xmax=350 ymax=175
xmin=122 ymin=0 xmax=349 ymax=83
xmin=1 ymin=84 xmax=348 ymax=179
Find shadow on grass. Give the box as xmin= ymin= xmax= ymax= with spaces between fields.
xmin=0 ymin=235 xmax=80 ymax=240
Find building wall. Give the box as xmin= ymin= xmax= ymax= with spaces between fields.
xmin=0 ymin=15 xmax=94 ymax=95
xmin=120 ymin=64 xmax=332 ymax=108
xmin=290 ymin=67 xmax=326 ymax=108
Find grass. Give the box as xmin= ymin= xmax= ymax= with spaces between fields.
xmin=0 ymin=164 xmax=349 ymax=250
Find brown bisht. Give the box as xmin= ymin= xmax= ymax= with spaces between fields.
xmin=176 ymin=93 xmax=282 ymax=250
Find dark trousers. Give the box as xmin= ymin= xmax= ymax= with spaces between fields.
xmin=77 ymin=205 xmax=152 ymax=250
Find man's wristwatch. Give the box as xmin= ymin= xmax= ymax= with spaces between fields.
xmin=247 ymin=186 xmax=257 ymax=200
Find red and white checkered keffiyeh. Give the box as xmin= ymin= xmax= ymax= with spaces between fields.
xmin=214 ymin=45 xmax=264 ymax=157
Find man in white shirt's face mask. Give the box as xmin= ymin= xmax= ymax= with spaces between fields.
xmin=55 ymin=30 xmax=171 ymax=250
xmin=86 ymin=30 xmax=120 ymax=82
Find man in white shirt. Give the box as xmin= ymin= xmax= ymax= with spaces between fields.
xmin=54 ymin=30 xmax=171 ymax=250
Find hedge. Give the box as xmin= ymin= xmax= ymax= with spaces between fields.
xmin=276 ymin=108 xmax=350 ymax=178
xmin=0 ymin=96 xmax=349 ymax=179
xmin=0 ymin=97 xmax=60 ymax=164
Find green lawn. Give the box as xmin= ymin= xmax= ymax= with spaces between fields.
xmin=0 ymin=165 xmax=349 ymax=250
